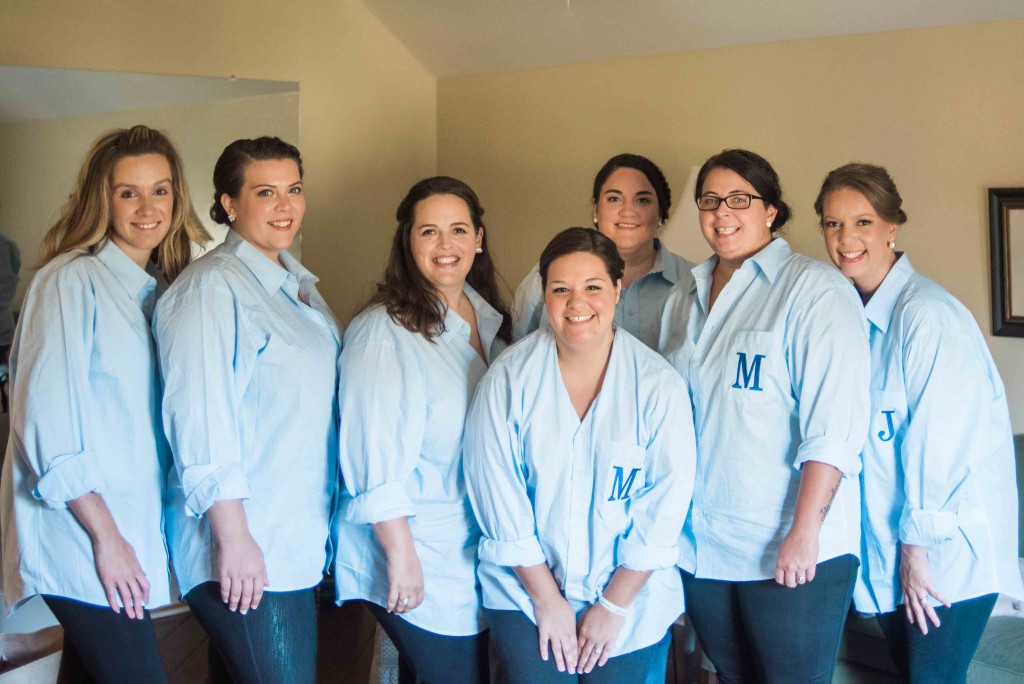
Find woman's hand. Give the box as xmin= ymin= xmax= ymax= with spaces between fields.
xmin=217 ymin=532 xmax=269 ymax=614
xmin=534 ymin=594 xmax=579 ymax=674
xmin=384 ymin=546 xmax=424 ymax=614
xmin=93 ymin=533 xmax=151 ymax=619
xmin=775 ymin=527 xmax=819 ymax=588
xmin=372 ymin=518 xmax=424 ymax=614
xmin=207 ymin=500 xmax=269 ymax=614
xmin=900 ymin=544 xmax=951 ymax=634
xmin=66 ymin=492 xmax=149 ymax=619
xmin=576 ymin=602 xmax=623 ymax=672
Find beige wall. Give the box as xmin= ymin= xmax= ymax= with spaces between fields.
xmin=1 ymin=0 xmax=436 ymax=321
xmin=438 ymin=19 xmax=1024 ymax=430
xmin=0 ymin=92 xmax=299 ymax=306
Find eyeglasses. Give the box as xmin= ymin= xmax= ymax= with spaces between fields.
xmin=696 ymin=193 xmax=764 ymax=211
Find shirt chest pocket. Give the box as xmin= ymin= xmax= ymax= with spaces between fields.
xmin=595 ymin=441 xmax=646 ymax=527
xmin=723 ymin=330 xmax=782 ymax=402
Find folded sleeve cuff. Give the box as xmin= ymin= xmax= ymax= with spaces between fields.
xmin=899 ymin=507 xmax=959 ymax=546
xmin=344 ymin=481 xmax=415 ymax=525
xmin=33 ymin=450 xmax=106 ymax=509
xmin=181 ymin=463 xmax=252 ymax=518
xmin=617 ymin=536 xmax=679 ymax=571
xmin=478 ymin=535 xmax=546 ymax=567
xmin=793 ymin=436 xmax=861 ymax=477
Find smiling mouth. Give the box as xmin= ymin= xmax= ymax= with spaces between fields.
xmin=132 ymin=222 xmax=160 ymax=230
xmin=566 ymin=314 xmax=595 ymax=323
xmin=433 ymin=255 xmax=460 ymax=266
xmin=715 ymin=226 xmax=739 ymax=236
xmin=615 ymin=222 xmax=641 ymax=230
xmin=839 ymin=250 xmax=866 ymax=262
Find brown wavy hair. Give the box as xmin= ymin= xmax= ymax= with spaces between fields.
xmin=366 ymin=176 xmax=512 ymax=343
xmin=39 ymin=125 xmax=209 ymax=281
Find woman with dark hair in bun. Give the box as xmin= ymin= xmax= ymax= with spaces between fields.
xmin=154 ymin=137 xmax=341 ymax=683
xmin=514 ymin=154 xmax=694 ymax=349
xmin=817 ymin=162 xmax=1022 ymax=683
xmin=467 ymin=227 xmax=695 ymax=683
xmin=659 ymin=149 xmax=870 ymax=682
xmin=334 ymin=176 xmax=511 ymax=683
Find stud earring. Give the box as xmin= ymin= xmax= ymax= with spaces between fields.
xmin=767 ymin=221 xmax=772 ymax=228
xmin=593 ymin=218 xmax=598 ymax=225
xmin=888 ymin=239 xmax=896 ymax=250
xmin=228 ymin=214 xmax=236 ymax=223
xmin=475 ymin=247 xmax=483 ymax=254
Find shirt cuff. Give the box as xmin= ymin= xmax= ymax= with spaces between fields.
xmin=478 ymin=535 xmax=546 ymax=567
xmin=899 ymin=507 xmax=959 ymax=546
xmin=344 ymin=481 xmax=415 ymax=525
xmin=617 ymin=536 xmax=679 ymax=571
xmin=32 ymin=449 xmax=106 ymax=509
xmin=793 ymin=436 xmax=862 ymax=477
xmin=181 ymin=463 xmax=252 ymax=518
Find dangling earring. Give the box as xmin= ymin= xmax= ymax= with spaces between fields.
xmin=475 ymin=247 xmax=483 ymax=254
xmin=888 ymin=239 xmax=896 ymax=250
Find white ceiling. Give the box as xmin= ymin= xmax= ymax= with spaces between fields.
xmin=0 ymin=67 xmax=298 ymax=124
xmin=361 ymin=0 xmax=1024 ymax=78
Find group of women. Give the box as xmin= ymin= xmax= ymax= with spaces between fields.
xmin=0 ymin=123 xmax=1019 ymax=684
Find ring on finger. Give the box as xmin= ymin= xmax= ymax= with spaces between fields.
xmin=595 ymin=646 xmax=603 ymax=654
xmin=400 ymin=597 xmax=409 ymax=606
xmin=797 ymin=574 xmax=806 ymax=583
xmin=919 ymin=594 xmax=929 ymax=604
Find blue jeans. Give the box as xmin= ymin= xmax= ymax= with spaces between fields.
xmin=876 ymin=592 xmax=997 ymax=684
xmin=682 ymin=553 xmax=859 ymax=684
xmin=185 ymin=581 xmax=317 ymax=684
xmin=643 ymin=630 xmax=671 ymax=684
xmin=485 ymin=607 xmax=658 ymax=684
xmin=366 ymin=601 xmax=489 ymax=684
xmin=43 ymin=595 xmax=167 ymax=684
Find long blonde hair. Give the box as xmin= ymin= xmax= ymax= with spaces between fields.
xmin=39 ymin=125 xmax=209 ymax=281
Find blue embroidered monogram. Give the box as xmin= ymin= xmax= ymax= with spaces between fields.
xmin=877 ymin=410 xmax=896 ymax=442
xmin=731 ymin=352 xmax=766 ymax=391
xmin=608 ymin=466 xmax=642 ymax=501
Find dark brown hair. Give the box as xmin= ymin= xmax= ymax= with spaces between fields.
xmin=695 ymin=149 xmax=792 ymax=234
xmin=210 ymin=137 xmax=303 ymax=225
xmin=813 ymin=163 xmax=908 ymax=225
xmin=539 ymin=227 xmax=625 ymax=289
xmin=367 ymin=176 xmax=512 ymax=343
xmin=592 ymin=153 xmax=671 ymax=223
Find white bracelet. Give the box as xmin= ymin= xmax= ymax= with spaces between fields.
xmin=597 ymin=592 xmax=629 ymax=617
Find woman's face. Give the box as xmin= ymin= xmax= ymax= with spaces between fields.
xmin=409 ymin=193 xmax=483 ymax=302
xmin=698 ymin=167 xmax=777 ymax=268
xmin=544 ymin=251 xmax=621 ymax=351
xmin=221 ymin=158 xmax=304 ymax=263
xmin=108 ymin=153 xmax=174 ymax=268
xmin=593 ymin=167 xmax=661 ymax=255
xmin=821 ymin=187 xmax=899 ymax=298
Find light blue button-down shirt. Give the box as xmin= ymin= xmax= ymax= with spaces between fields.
xmin=853 ymin=255 xmax=1023 ymax=613
xmin=465 ymin=328 xmax=696 ymax=656
xmin=334 ymin=285 xmax=504 ymax=637
xmin=1 ymin=240 xmax=171 ymax=612
xmin=659 ymin=238 xmax=870 ymax=581
xmin=512 ymin=239 xmax=694 ymax=349
xmin=154 ymin=229 xmax=341 ymax=596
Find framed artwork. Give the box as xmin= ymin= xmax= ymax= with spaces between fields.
xmin=989 ymin=188 xmax=1024 ymax=337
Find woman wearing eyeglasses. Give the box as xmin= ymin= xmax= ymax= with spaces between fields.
xmin=659 ymin=149 xmax=870 ymax=682
xmin=513 ymin=154 xmax=694 ymax=350
xmin=816 ymin=163 xmax=1022 ymax=683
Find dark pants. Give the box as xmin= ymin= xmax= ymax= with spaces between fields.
xmin=366 ymin=601 xmax=489 ymax=684
xmin=485 ymin=607 xmax=658 ymax=684
xmin=876 ymin=592 xmax=997 ymax=684
xmin=42 ymin=595 xmax=167 ymax=684
xmin=643 ymin=630 xmax=671 ymax=684
xmin=185 ymin=581 xmax=316 ymax=684
xmin=682 ymin=553 xmax=859 ymax=684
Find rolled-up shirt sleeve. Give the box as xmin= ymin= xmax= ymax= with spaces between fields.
xmin=464 ymin=370 xmax=546 ymax=568
xmin=154 ymin=283 xmax=253 ymax=517
xmin=897 ymin=302 xmax=980 ymax=546
xmin=17 ymin=278 xmax=107 ymax=509
xmin=337 ymin=336 xmax=423 ymax=525
xmin=618 ymin=372 xmax=696 ymax=571
xmin=789 ymin=283 xmax=870 ymax=477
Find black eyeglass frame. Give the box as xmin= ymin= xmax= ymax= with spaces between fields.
xmin=695 ymin=193 xmax=765 ymax=211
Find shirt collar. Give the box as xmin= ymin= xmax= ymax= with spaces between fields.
xmin=223 ymin=229 xmax=290 ymax=295
xmin=864 ymin=253 xmax=914 ymax=334
xmin=746 ymin=237 xmax=790 ymax=284
xmin=441 ymin=283 xmax=503 ymax=348
xmin=94 ymin=239 xmax=156 ymax=302
xmin=650 ymin=239 xmax=683 ymax=285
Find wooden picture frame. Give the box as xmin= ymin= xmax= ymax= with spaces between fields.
xmin=989 ymin=188 xmax=1024 ymax=337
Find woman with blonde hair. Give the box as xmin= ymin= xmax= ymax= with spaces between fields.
xmin=1 ymin=124 xmax=208 ymax=682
